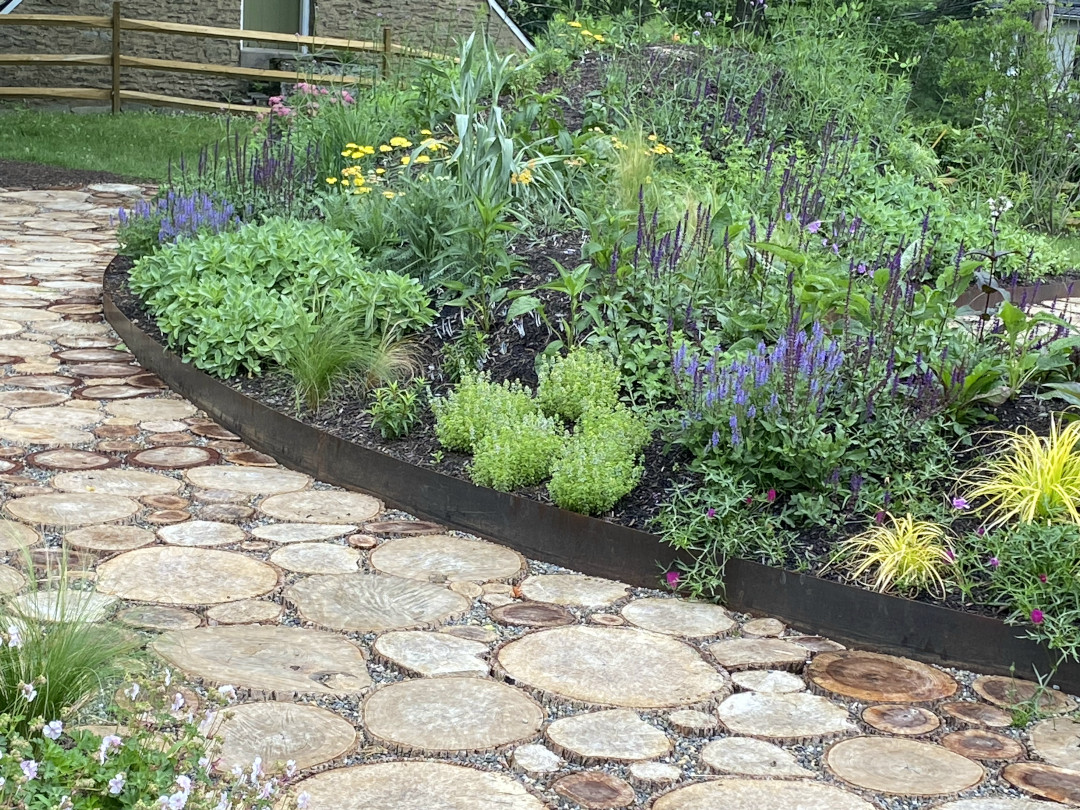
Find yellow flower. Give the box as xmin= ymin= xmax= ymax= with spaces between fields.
xmin=389 ymin=136 xmax=413 ymax=148
xmin=375 ymin=167 xmax=387 ymax=175
xmin=400 ymin=156 xmax=411 ymax=165
xmin=415 ymin=154 xmax=431 ymax=164
xmin=345 ymin=142 xmax=359 ymax=149
xmin=511 ymin=167 xmax=533 ymax=185
xmin=673 ymin=33 xmax=681 ymax=42
xmin=594 ymin=35 xmax=605 ymax=42
xmin=647 ymin=134 xmax=658 ymax=141
xmin=357 ymin=186 xmax=372 ymax=193
xmin=568 ymin=20 xmax=582 ymax=27
xmin=340 ymin=178 xmax=351 ymax=187
xmin=340 ymin=150 xmax=352 ymax=157
xmin=383 ymin=191 xmax=396 ymax=199
xmin=325 ymin=177 xmax=338 ymax=184
xmin=420 ymin=129 xmax=432 ymax=136
xmin=581 ymin=30 xmax=592 ymax=37
xmin=379 ymin=145 xmax=393 ymax=153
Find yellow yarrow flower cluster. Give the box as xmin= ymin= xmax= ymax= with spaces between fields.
xmin=389 ymin=136 xmax=413 ymax=148
xmin=341 ymin=143 xmax=376 ymax=159
xmin=647 ymin=134 xmax=673 ymax=155
xmin=511 ymin=167 xmax=534 ymax=185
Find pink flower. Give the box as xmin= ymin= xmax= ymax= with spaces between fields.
xmin=665 ymin=571 xmax=680 ymax=589
xmin=1031 ymin=609 xmax=1045 ymax=625
xmin=944 ymin=549 xmax=955 ymax=562
xmin=705 ymin=508 xmax=716 ymax=518
xmin=342 ymin=91 xmax=354 ymax=104
xmin=20 ymin=760 xmax=37 ymax=781
xmin=766 ymin=488 xmax=777 ymax=503
xmin=267 ymin=95 xmax=283 ymax=105
xmin=976 ymin=526 xmax=986 ymax=536
xmin=989 ymin=557 xmax=1000 ymax=568
xmin=874 ymin=511 xmax=885 ymax=524
xmin=1039 ymin=574 xmax=1048 ymax=583
xmin=952 ymin=497 xmax=970 ymax=510
xmin=745 ymin=496 xmax=753 ymax=505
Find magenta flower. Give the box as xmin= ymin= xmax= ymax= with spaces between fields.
xmin=1031 ymin=609 xmax=1045 ymax=625
xmin=766 ymin=488 xmax=777 ymax=503
xmin=874 ymin=511 xmax=885 ymax=524
xmin=952 ymin=497 xmax=970 ymax=510
xmin=665 ymin=571 xmax=680 ymax=589
xmin=945 ymin=549 xmax=956 ymax=562
xmin=706 ymin=507 xmax=716 ymax=518
xmin=989 ymin=557 xmax=1000 ymax=568
xmin=745 ymin=496 xmax=753 ymax=505
xmin=976 ymin=526 xmax=986 ymax=537
xmin=1039 ymin=574 xmax=1048 ymax=583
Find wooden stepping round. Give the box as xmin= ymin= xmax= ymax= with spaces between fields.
xmin=936 ymin=799 xmax=1064 ymax=810
xmin=191 ymin=423 xmax=240 ymax=441
xmin=546 ymin=709 xmax=671 ymax=762
xmin=973 ymin=675 xmax=1075 ymax=714
xmin=348 ymin=533 xmax=378 ymax=550
xmin=270 ymin=542 xmax=360 ymax=573
xmin=701 ymin=737 xmax=814 ymax=778
xmin=26 ymin=449 xmax=115 ymax=471
xmin=259 ymin=490 xmax=382 ymax=524
xmin=1029 ymin=717 xmax=1080 ymax=769
xmin=491 ymin=601 xmax=575 ymax=628
xmin=225 ymin=450 xmax=276 ymax=467
xmin=553 ymin=772 xmax=635 ymax=809
xmin=200 ymin=595 xmax=282 ymax=624
xmin=56 ymin=348 xmax=133 ymax=363
xmin=53 ymin=469 xmax=181 ymax=497
xmin=942 ymin=729 xmax=1024 ymax=761
xmin=8 ymin=374 xmax=76 ymax=388
xmin=0 ymin=319 xmax=21 ymax=337
xmin=49 ymin=304 xmax=103 ymax=316
xmin=205 ymin=440 xmax=248 ymax=453
xmin=285 ymin=573 xmax=469 ymax=632
xmin=707 ymin=638 xmax=808 ymax=671
xmin=157 ymin=520 xmax=245 ymax=548
xmin=210 ymin=701 xmax=356 ymax=773
xmin=68 ymin=363 xmax=140 ymax=378
xmin=251 ymin=523 xmax=357 ymax=543
xmin=0 ymin=520 xmax=40 ymax=551
xmin=77 ymin=385 xmax=150 ymax=400
xmin=290 ymin=762 xmax=546 ymax=810
xmin=370 ymin=535 xmax=524 ymax=583
xmin=441 ymin=624 xmax=496 ymax=642
xmin=56 ymin=336 xmax=117 ymax=349
xmin=0 ymin=564 xmax=26 ymax=595
xmin=97 ymin=547 xmax=277 ymax=605
xmin=743 ymin=617 xmax=785 ymax=637
xmin=365 ymin=519 xmax=445 ymax=536
xmin=497 ymin=626 xmax=730 ymax=709
xmin=94 ymin=424 xmax=139 ymax=438
xmin=363 ymin=677 xmax=543 ymax=754
xmin=65 ymin=525 xmax=155 ymax=553
xmin=146 ymin=432 xmax=195 ymax=446
xmin=12 ymin=589 xmax=118 ymax=622
xmin=1004 ymin=762 xmax=1080 ymax=805
xmin=519 ymin=574 xmax=629 ymax=606
xmin=128 ymin=372 xmax=166 ymax=389
xmin=186 ymin=466 xmax=310 ymax=495
xmin=0 ymin=339 xmax=54 ymax=357
xmin=826 ymin=736 xmax=983 ymax=796
xmin=629 ymin=761 xmax=681 ymax=788
xmin=653 ymin=779 xmax=874 ymax=810
xmin=197 ymin=504 xmax=253 ymax=523
xmin=152 ymin=625 xmax=371 ymax=697
xmin=373 ymin=630 xmax=488 ymax=677
xmin=717 ymin=692 xmax=856 ymax=742
xmin=731 ymin=670 xmax=806 ymax=694
xmin=141 ymin=420 xmax=189 ymax=433
xmin=7 ymin=493 xmax=139 ymax=526
xmin=0 ymin=390 xmax=69 ymax=408
xmin=861 ymin=704 xmax=940 ymax=735
xmin=591 ymin=613 xmax=625 ymax=626
xmin=621 ymin=597 xmax=735 ymax=637
xmin=145 ymin=510 xmax=191 ymax=525
xmin=106 ymin=399 xmax=196 ymax=421
xmin=942 ymin=701 xmax=1013 ymax=727
xmin=808 ymin=651 xmax=957 ymax=703
xmin=98 ymin=440 xmax=141 ymax=454
xmin=667 ymin=709 xmax=717 ymax=736
xmin=142 ymin=494 xmax=190 ymax=510
xmin=512 ymin=743 xmax=563 ymax=774
xmin=10 ymin=406 xmax=100 ymax=428
xmin=117 ymin=604 xmax=201 ymax=631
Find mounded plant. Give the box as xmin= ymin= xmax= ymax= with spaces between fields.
xmin=537 ymin=347 xmax=621 ymax=423
xmin=431 ymin=371 xmax=536 ymax=452
xmin=470 ymin=411 xmax=566 ymax=491
xmin=829 ymin=514 xmax=953 ymax=597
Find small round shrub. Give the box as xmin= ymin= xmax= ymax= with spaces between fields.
xmin=470 ymin=412 xmax=566 ymax=491
xmin=537 ymin=348 xmax=621 ymax=423
xmin=431 ymin=372 xmax=536 ymax=452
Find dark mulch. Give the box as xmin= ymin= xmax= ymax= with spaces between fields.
xmin=0 ymin=159 xmax=141 ymax=190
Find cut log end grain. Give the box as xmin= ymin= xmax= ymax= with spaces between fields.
xmin=808 ymin=650 xmax=957 ymax=703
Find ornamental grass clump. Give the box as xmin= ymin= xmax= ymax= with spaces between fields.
xmin=537 ymin=348 xmax=621 ymax=423
xmin=470 ymin=412 xmax=566 ymax=491
xmin=431 ymin=371 xmax=536 ymax=452
xmin=965 ymin=416 xmax=1080 ymax=527
xmin=830 ymin=514 xmax=953 ymax=598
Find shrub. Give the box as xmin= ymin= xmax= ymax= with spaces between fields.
xmin=470 ymin=412 xmax=565 ymax=491
xmin=965 ymin=416 xmax=1080 ymax=527
xmin=116 ymin=190 xmax=238 ymax=258
xmin=537 ymin=348 xmax=621 ymax=423
xmin=830 ymin=514 xmax=953 ymax=597
xmin=431 ymin=372 xmax=536 ymax=452
xmin=369 ymin=378 xmax=427 ymax=440
xmin=547 ymin=405 xmax=650 ymax=515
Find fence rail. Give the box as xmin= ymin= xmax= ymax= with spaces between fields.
xmin=0 ymin=3 xmax=453 ymax=113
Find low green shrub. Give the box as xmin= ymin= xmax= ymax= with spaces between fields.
xmin=470 ymin=412 xmax=566 ymax=491
xmin=369 ymin=378 xmax=427 ymax=439
xmin=547 ymin=405 xmax=650 ymax=514
xmin=537 ymin=348 xmax=621 ymax=423
xmin=129 ymin=218 xmax=434 ymax=377
xmin=431 ymin=372 xmax=536 ymax=452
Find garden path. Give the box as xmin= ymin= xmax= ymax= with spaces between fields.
xmin=0 ymin=186 xmax=1076 ymax=809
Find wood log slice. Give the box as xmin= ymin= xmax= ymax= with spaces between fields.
xmin=973 ymin=675 xmax=1075 ymax=714
xmin=652 ymin=780 xmax=875 ymax=810
xmin=518 ymin=574 xmax=629 ymax=606
xmin=942 ymin=701 xmax=1013 ymax=727
xmin=64 ymin=525 xmax=155 ymax=553
xmin=197 ymin=504 xmax=254 ymax=523
xmin=0 ymin=564 xmax=26 ymax=596
xmin=807 ymin=650 xmax=957 ymax=703
xmin=56 ymin=336 xmax=117 ymax=349
xmin=49 ymin=304 xmax=103 ymax=316
xmin=117 ymin=604 xmax=201 ymax=631
xmin=6 ymin=493 xmax=139 ymax=526
xmin=666 ymin=709 xmax=717 ymax=736
xmin=94 ymin=424 xmax=139 ymax=438
xmin=205 ymin=599 xmax=283 ymax=625
xmin=372 ymin=630 xmax=488 ymax=677
xmin=369 ymin=534 xmax=524 ymax=584
xmin=191 ymin=424 xmax=240 ymax=441
xmin=209 ymin=701 xmax=356 ymax=773
xmin=141 ymin=495 xmax=190 ymax=510
xmin=96 ymin=547 xmax=277 ymax=605
xmin=106 ymin=399 xmax=196 ymax=421
xmin=942 ymin=729 xmax=1024 ymax=761
xmin=56 ymin=348 xmax=133 ymax=363
xmin=716 ymin=692 xmax=856 ymax=743
xmin=730 ymin=670 xmax=806 ymax=694
xmin=1003 ymin=762 xmax=1080 ymax=805
xmin=98 ymin=440 xmax=141 ymax=454
xmin=861 ymin=704 xmax=941 ymax=735
xmin=259 ymin=490 xmax=382 ymax=524
xmin=700 ymin=737 xmax=814 ymax=778
xmin=706 ymin=638 xmax=808 ymax=672
xmin=145 ymin=510 xmax=191 ymax=525
xmin=128 ymin=372 xmax=167 ymax=389
xmin=75 ymin=384 xmax=150 ymax=400
xmin=10 ymin=406 xmax=100 ymax=428
xmin=546 ymin=709 xmax=671 ymax=763
xmin=0 ymin=520 xmax=40 ymax=551
xmin=742 ymin=617 xmax=785 ymax=637
xmin=157 ymin=520 xmax=246 ymax=548
xmin=225 ymin=450 xmax=277 ymax=467
xmin=251 ymin=523 xmax=357 ymax=544
xmin=621 ymin=597 xmax=735 ymax=637
xmin=626 ymin=764 xmax=681 ymax=792
xmin=490 ymin=601 xmax=576 ymax=628
xmin=68 ymin=362 xmax=141 ymax=378
xmin=9 ymin=374 xmax=76 ymax=388
xmin=186 ymin=466 xmax=310 ymax=495
xmin=1029 ymin=717 xmax=1080 ymax=769
xmin=826 ymin=736 xmax=984 ymax=796
xmin=270 ymin=543 xmax=361 ymax=574
xmin=0 ymin=390 xmax=69 ymax=408
xmin=553 ymin=772 xmax=635 ymax=809
xmin=26 ymin=449 xmax=116 ymax=471
xmin=364 ymin=519 xmax=445 ymax=536
xmin=146 ymin=432 xmax=195 ymax=446
xmin=52 ymin=469 xmax=181 ymax=497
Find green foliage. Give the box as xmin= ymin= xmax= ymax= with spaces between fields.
xmin=369 ymin=378 xmax=427 ymax=439
xmin=316 ymin=188 xmax=400 ymax=257
xmin=537 ymin=348 xmax=621 ymax=422
xmin=129 ymin=219 xmax=433 ymax=377
xmin=471 ymin=411 xmax=566 ymax=491
xmin=431 ymin=372 xmax=537 ymax=452
xmin=282 ymin=318 xmax=366 ymax=411
xmin=114 ymin=214 xmax=161 ymax=259
xmin=441 ymin=318 xmax=489 ymax=382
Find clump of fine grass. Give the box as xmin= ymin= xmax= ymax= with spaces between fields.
xmin=828 ymin=514 xmax=953 ymax=598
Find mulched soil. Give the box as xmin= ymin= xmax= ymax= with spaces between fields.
xmin=0 ymin=159 xmax=140 ymax=190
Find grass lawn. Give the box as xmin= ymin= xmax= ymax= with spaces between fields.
xmin=0 ymin=106 xmax=235 ymax=182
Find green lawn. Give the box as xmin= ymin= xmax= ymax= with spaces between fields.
xmin=0 ymin=106 xmax=234 ymax=182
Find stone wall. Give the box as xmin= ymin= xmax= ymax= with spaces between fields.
xmin=0 ymin=0 xmax=527 ymax=104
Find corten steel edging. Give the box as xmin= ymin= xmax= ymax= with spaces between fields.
xmin=105 ymin=288 xmax=1080 ymax=690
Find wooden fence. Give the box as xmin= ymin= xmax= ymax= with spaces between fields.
xmin=0 ymin=3 xmax=453 ymax=113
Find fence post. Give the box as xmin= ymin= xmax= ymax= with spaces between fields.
xmin=110 ymin=1 xmax=121 ymax=113
xmin=381 ymin=26 xmax=391 ymax=80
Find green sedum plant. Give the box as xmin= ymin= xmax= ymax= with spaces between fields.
xmin=537 ymin=348 xmax=621 ymax=423
xmin=470 ymin=411 xmax=565 ymax=491
xmin=431 ymin=371 xmax=536 ymax=452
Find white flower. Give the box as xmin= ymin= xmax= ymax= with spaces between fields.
xmin=213 ymin=792 xmax=230 ymax=810
xmin=198 ymin=756 xmax=212 ymax=772
xmin=43 ymin=720 xmax=63 ymax=740
xmin=251 ymin=756 xmax=263 ymax=779
xmin=109 ymin=772 xmax=127 ymax=795
xmin=58 ymin=795 xmax=73 ymax=810
xmin=296 ymin=792 xmax=311 ymax=809
xmin=97 ymin=734 xmax=122 ymax=764
xmin=197 ymin=709 xmax=217 ymax=736
xmin=216 ymin=684 xmax=237 ymax=702
xmin=175 ymin=774 xmax=192 ymax=796
xmin=285 ymin=760 xmax=297 ymax=778
xmin=164 ymin=668 xmax=172 ymax=687
xmin=20 ymin=682 xmax=37 ymax=702
xmin=7 ymin=624 xmax=21 ymax=648
xmin=0 ymin=776 xmax=5 ymax=789
xmin=20 ymin=759 xmax=37 ymax=780
xmin=160 ymin=791 xmax=188 ymax=810
xmin=170 ymin=692 xmax=185 ymax=712
xmin=125 ymin=683 xmax=141 ymax=701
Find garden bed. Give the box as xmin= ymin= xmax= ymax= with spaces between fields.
xmin=104 ymin=257 xmax=1080 ymax=691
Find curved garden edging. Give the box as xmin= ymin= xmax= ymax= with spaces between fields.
xmin=104 ymin=278 xmax=1080 ymax=691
